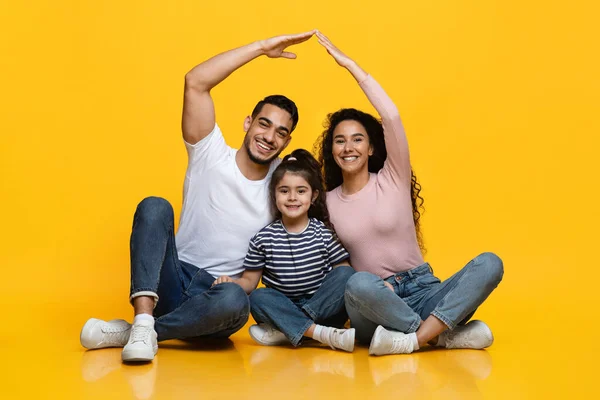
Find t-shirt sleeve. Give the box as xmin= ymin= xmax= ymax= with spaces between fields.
xmin=242 ymin=235 xmax=266 ymax=270
xmin=324 ymin=229 xmax=350 ymax=266
xmin=184 ymin=123 xmax=230 ymax=178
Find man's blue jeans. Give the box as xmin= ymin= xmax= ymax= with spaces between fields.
xmin=249 ymin=265 xmax=355 ymax=346
xmin=129 ymin=197 xmax=249 ymax=341
xmin=344 ymin=253 xmax=503 ymax=344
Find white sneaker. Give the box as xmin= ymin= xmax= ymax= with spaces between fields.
xmin=121 ymin=320 xmax=158 ymax=362
xmin=80 ymin=318 xmax=131 ymax=349
xmin=437 ymin=320 xmax=494 ymax=349
xmin=325 ymin=328 xmax=355 ymax=352
xmin=369 ymin=325 xmax=416 ymax=356
xmin=248 ymin=323 xmax=289 ymax=346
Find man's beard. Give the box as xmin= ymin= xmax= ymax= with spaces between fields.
xmin=244 ymin=136 xmax=279 ymax=165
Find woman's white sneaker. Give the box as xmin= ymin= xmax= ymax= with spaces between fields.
xmin=437 ymin=320 xmax=494 ymax=349
xmin=369 ymin=325 xmax=417 ymax=356
xmin=80 ymin=318 xmax=131 ymax=349
xmin=121 ymin=320 xmax=158 ymax=362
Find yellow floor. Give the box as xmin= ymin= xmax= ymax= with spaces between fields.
xmin=2 ymin=313 xmax=595 ymax=399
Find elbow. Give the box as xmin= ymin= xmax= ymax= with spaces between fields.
xmin=184 ymin=71 xmax=209 ymax=92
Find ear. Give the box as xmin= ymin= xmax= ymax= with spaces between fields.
xmin=243 ymin=116 xmax=252 ymax=132
xmin=368 ymin=144 xmax=374 ymax=157
xmin=311 ymin=190 xmax=319 ymax=204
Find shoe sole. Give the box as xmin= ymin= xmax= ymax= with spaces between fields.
xmin=122 ymin=346 xmax=158 ymax=362
xmin=368 ymin=325 xmax=386 ymax=356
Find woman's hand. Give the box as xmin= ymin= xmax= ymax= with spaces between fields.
xmin=383 ymin=281 xmax=395 ymax=292
xmin=259 ymin=31 xmax=316 ymax=59
xmin=316 ymin=31 xmax=354 ymax=68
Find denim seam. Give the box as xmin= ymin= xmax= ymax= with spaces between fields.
xmin=431 ymin=310 xmax=454 ymax=329
xmin=290 ymin=319 xmax=315 ymax=347
xmin=345 ymin=290 xmax=420 ymax=333
xmin=301 ymin=304 xmax=317 ymax=321
xmin=129 ymin=290 xmax=159 ymax=307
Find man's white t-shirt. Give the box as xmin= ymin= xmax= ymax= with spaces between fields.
xmin=175 ymin=123 xmax=279 ymax=278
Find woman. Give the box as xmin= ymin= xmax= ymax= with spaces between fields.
xmin=314 ymin=31 xmax=503 ymax=356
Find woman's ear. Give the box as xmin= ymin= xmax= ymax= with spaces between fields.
xmin=312 ymin=190 xmax=319 ymax=204
xmin=369 ymin=144 xmax=374 ymax=156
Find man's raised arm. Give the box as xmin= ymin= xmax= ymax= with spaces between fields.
xmin=182 ymin=31 xmax=315 ymax=145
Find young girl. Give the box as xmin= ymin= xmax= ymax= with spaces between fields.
xmin=213 ymin=149 xmax=356 ymax=352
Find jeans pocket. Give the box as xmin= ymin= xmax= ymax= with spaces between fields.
xmin=415 ymin=273 xmax=441 ymax=288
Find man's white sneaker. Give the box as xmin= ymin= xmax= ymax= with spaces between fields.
xmin=80 ymin=318 xmax=131 ymax=349
xmin=437 ymin=320 xmax=494 ymax=349
xmin=121 ymin=320 xmax=158 ymax=362
xmin=325 ymin=328 xmax=355 ymax=352
xmin=248 ymin=323 xmax=289 ymax=346
xmin=369 ymin=325 xmax=416 ymax=356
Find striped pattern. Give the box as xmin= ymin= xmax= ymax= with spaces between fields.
xmin=243 ymin=218 xmax=350 ymax=297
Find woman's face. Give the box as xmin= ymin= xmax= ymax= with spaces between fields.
xmin=331 ymin=120 xmax=373 ymax=177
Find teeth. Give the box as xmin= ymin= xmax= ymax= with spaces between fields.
xmin=343 ymin=157 xmax=357 ymax=161
xmin=257 ymin=142 xmax=270 ymax=151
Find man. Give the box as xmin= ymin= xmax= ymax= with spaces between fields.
xmin=80 ymin=31 xmax=315 ymax=362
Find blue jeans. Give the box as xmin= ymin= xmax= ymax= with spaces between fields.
xmin=129 ymin=197 xmax=250 ymax=341
xmin=344 ymin=253 xmax=503 ymax=344
xmin=249 ymin=265 xmax=355 ymax=346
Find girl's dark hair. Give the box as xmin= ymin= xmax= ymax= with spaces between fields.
xmin=313 ymin=108 xmax=426 ymax=254
xmin=269 ymin=149 xmax=334 ymax=232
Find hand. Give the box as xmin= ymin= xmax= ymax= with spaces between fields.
xmin=259 ymin=31 xmax=316 ymax=59
xmin=212 ymin=276 xmax=234 ymax=286
xmin=383 ymin=281 xmax=395 ymax=292
xmin=316 ymin=31 xmax=354 ymax=68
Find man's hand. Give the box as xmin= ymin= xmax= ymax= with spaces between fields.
xmin=259 ymin=31 xmax=316 ymax=59
xmin=212 ymin=276 xmax=234 ymax=286
xmin=316 ymin=31 xmax=355 ymax=68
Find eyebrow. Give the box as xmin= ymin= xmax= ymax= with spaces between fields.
xmin=258 ymin=117 xmax=290 ymax=135
xmin=333 ymin=132 xmax=365 ymax=139
xmin=277 ymin=185 xmax=309 ymax=189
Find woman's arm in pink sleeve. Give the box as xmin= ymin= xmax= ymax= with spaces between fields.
xmin=357 ymin=74 xmax=411 ymax=185
xmin=316 ymin=31 xmax=411 ymax=185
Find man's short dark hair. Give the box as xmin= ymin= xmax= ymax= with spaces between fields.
xmin=251 ymin=95 xmax=299 ymax=132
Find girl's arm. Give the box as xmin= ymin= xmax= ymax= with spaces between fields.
xmin=316 ymin=32 xmax=412 ymax=186
xmin=212 ymin=269 xmax=263 ymax=294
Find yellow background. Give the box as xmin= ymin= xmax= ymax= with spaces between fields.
xmin=1 ymin=0 xmax=598 ymax=398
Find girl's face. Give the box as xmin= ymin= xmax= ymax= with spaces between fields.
xmin=275 ymin=172 xmax=317 ymax=224
xmin=331 ymin=120 xmax=373 ymax=176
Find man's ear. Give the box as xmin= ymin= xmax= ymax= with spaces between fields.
xmin=243 ymin=116 xmax=252 ymax=132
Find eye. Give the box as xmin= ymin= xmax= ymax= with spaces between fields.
xmin=334 ymin=139 xmax=345 ymax=145
xmin=277 ymin=131 xmax=287 ymax=138
xmin=259 ymin=122 xmax=268 ymax=128
xmin=298 ymin=189 xmax=306 ymax=194
xmin=354 ymin=137 xmax=363 ymax=143
xmin=278 ymin=188 xmax=288 ymax=194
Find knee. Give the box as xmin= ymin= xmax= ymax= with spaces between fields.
xmin=249 ymin=288 xmax=275 ymax=311
xmin=345 ymin=271 xmax=380 ymax=299
xmin=215 ymin=283 xmax=250 ymax=317
xmin=135 ymin=196 xmax=174 ymax=224
xmin=475 ymin=252 xmax=504 ymax=285
xmin=333 ymin=265 xmax=356 ymax=281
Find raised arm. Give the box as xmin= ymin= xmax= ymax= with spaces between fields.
xmin=316 ymin=32 xmax=412 ymax=184
xmin=182 ymin=31 xmax=315 ymax=144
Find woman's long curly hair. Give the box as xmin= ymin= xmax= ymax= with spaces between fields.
xmin=269 ymin=149 xmax=335 ymax=233
xmin=313 ymin=108 xmax=426 ymax=254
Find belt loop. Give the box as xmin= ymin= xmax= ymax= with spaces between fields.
xmin=407 ymin=269 xmax=413 ymax=278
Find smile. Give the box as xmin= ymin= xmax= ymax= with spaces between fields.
xmin=342 ymin=156 xmax=358 ymax=162
xmin=256 ymin=141 xmax=272 ymax=151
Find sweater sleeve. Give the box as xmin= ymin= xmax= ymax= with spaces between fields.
xmin=358 ymin=75 xmax=411 ymax=188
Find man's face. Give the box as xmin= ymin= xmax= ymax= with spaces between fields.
xmin=243 ymin=104 xmax=293 ymax=165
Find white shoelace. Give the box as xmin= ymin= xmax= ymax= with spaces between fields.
xmin=101 ymin=323 xmax=130 ymax=345
xmin=130 ymin=324 xmax=153 ymax=343
xmin=389 ymin=333 xmax=412 ymax=353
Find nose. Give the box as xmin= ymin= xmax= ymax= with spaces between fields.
xmin=263 ymin=128 xmax=275 ymax=143
xmin=343 ymin=141 xmax=353 ymax=152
